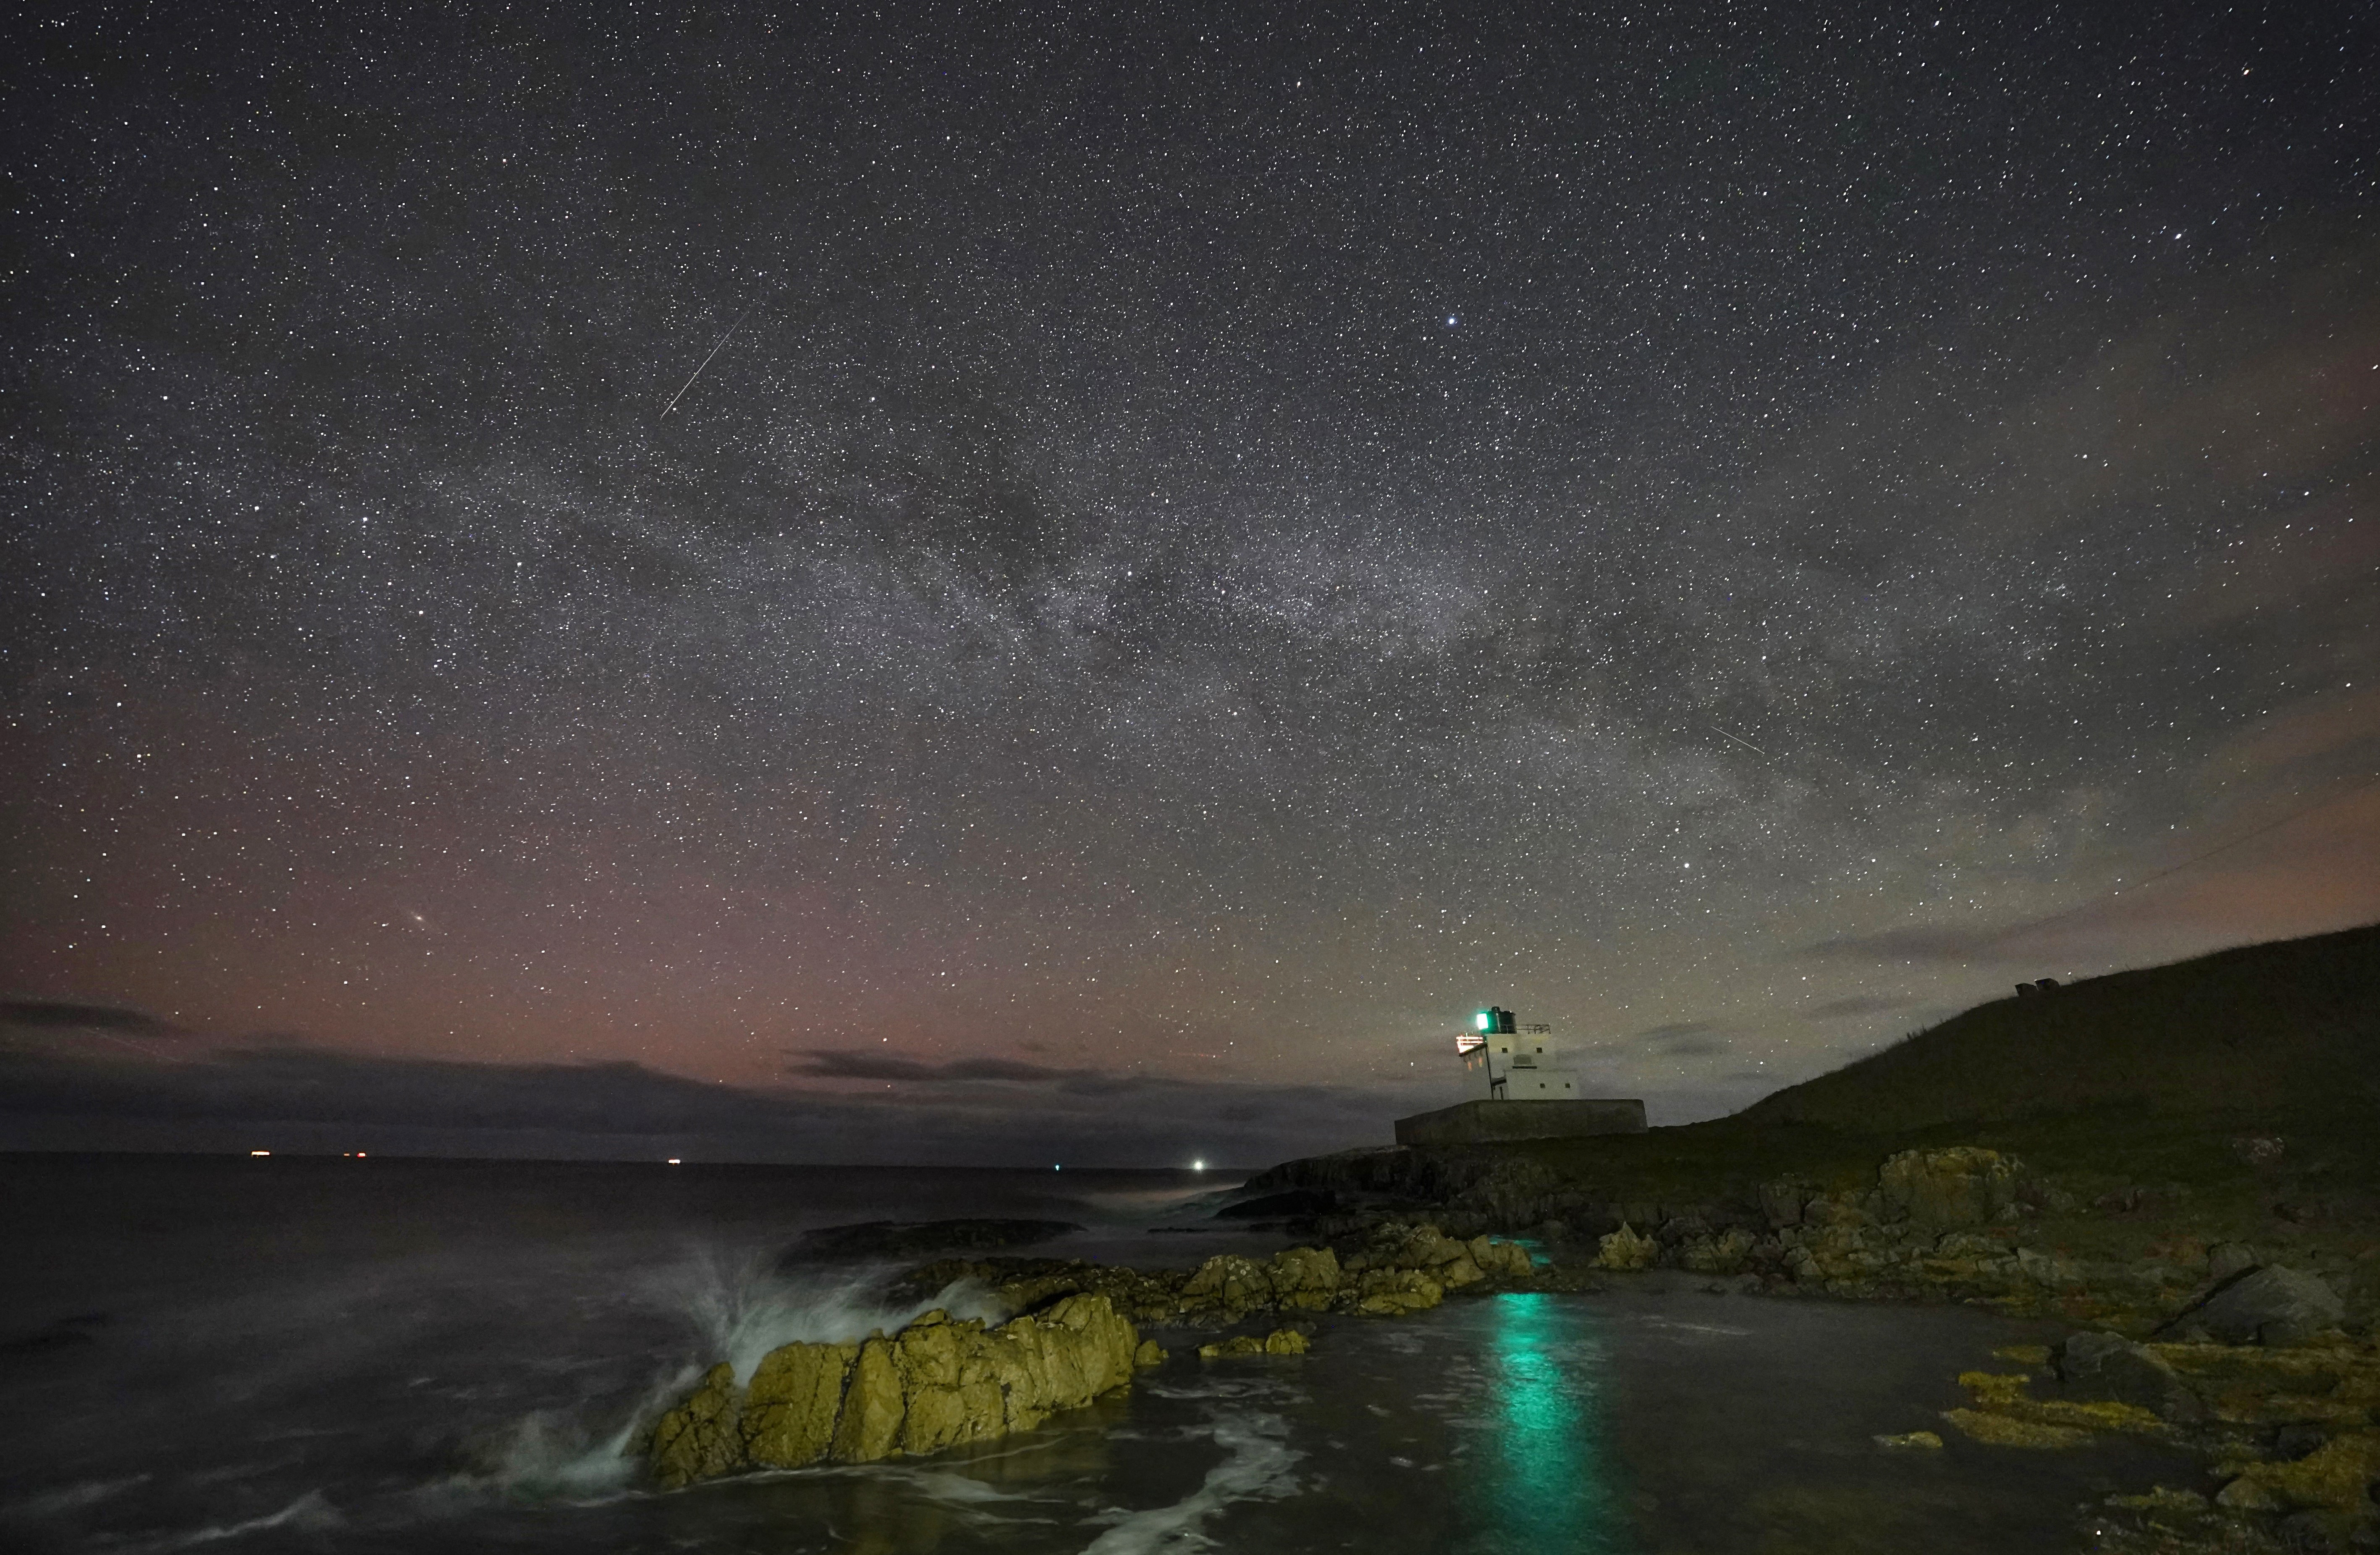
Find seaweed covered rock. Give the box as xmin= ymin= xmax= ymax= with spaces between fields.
xmin=647 ymin=1293 xmax=1140 ymax=1487
xmin=1877 ymin=1147 xmax=2021 ymax=1229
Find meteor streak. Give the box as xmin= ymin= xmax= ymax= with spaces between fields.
xmin=659 ymin=308 xmax=751 ymax=419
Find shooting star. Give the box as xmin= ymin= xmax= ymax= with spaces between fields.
xmin=1710 ymin=724 xmax=1769 ymax=758
xmin=660 ymin=308 xmax=751 ymax=419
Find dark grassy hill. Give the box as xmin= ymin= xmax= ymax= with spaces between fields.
xmin=1256 ymin=921 xmax=2380 ymax=1228
xmin=1736 ymin=922 xmax=2380 ymax=1133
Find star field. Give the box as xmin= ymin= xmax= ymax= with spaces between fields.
xmin=3 ymin=1 xmax=2377 ymax=1164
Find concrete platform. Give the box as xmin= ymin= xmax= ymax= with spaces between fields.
xmin=1394 ymin=1097 xmax=1647 ymax=1146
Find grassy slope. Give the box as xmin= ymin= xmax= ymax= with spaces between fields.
xmin=1448 ymin=922 xmax=2380 ymax=1220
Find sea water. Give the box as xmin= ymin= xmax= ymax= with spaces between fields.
xmin=0 ymin=1154 xmax=2191 ymax=1553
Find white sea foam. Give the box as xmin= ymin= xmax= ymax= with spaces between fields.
xmin=5 ymin=1474 xmax=151 ymax=1518
xmin=668 ymin=1247 xmax=1006 ymax=1382
xmin=140 ymin=1490 xmax=343 ymax=1550
xmin=1076 ymin=1412 xmax=1301 ymax=1553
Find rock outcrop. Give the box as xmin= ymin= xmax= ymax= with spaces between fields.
xmin=2165 ymin=1265 xmax=2345 ymax=1348
xmin=650 ymin=1293 xmax=1145 ymax=1487
xmin=2056 ymin=1331 xmax=2202 ymax=1422
xmin=903 ymin=1231 xmax=1536 ymax=1327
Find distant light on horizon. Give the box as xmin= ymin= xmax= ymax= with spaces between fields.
xmin=249 ymin=1149 xmax=269 ymax=1157
xmin=666 ymin=1157 xmax=681 ymax=1165
xmin=1193 ymin=1158 xmax=1206 ymax=1171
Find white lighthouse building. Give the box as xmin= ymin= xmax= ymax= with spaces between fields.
xmin=1394 ymin=1005 xmax=1646 ymax=1145
xmin=1457 ymin=1005 xmax=1581 ymax=1100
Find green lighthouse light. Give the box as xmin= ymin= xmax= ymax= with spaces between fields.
xmin=1475 ymin=1011 xmax=1491 ymax=1031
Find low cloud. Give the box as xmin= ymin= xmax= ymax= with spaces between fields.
xmin=2 ymin=1000 xmax=176 ymax=1034
xmin=1633 ymin=1021 xmax=1733 ymax=1056
xmin=1798 ymin=994 xmax=1915 ymax=1020
xmin=789 ymin=1050 xmax=1079 ymax=1084
xmin=0 ymin=1038 xmax=1423 ymax=1167
xmin=1800 ymin=924 xmax=2024 ymax=963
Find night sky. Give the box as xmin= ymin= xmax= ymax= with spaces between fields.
xmin=4 ymin=2 xmax=2376 ymax=1166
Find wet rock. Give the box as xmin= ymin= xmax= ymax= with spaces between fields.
xmin=1266 ymin=1245 xmax=1342 ymax=1308
xmin=1353 ymin=1268 xmax=1443 ymax=1314
xmin=1466 ymin=1235 xmax=1533 ymax=1280
xmin=1196 ymin=1327 xmax=1310 ymax=1359
xmin=2215 ymin=1475 xmax=2284 ymax=1511
xmin=2207 ymin=1242 xmax=2259 ymax=1283
xmin=2170 ymin=1265 xmax=2345 ymax=1347
xmin=1596 ymin=1223 xmax=1659 ymax=1271
xmin=2058 ymin=1331 xmax=2203 ymax=1423
xmin=1940 ymin=1407 xmax=2093 ymax=1448
xmin=743 ymin=1339 xmax=858 ymax=1469
xmin=650 ymin=1363 xmax=743 ymax=1490
xmin=1181 ymin=1253 xmax=1274 ymax=1311
xmin=1877 ymin=1147 xmax=2020 ymax=1229
xmin=649 ymin=1293 xmax=1141 ymax=1486
xmin=2228 ymin=1429 xmax=2380 ymax=1515
xmin=1680 ymin=1228 xmax=1758 ymax=1275
xmin=1874 ymin=1430 xmax=1944 ymax=1449
xmin=1132 ymin=1339 xmax=1167 ymax=1368
xmin=831 ymin=1335 xmax=907 ymax=1462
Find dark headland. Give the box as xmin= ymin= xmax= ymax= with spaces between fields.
xmin=649 ymin=925 xmax=2378 ymax=1552
xmin=1232 ymin=921 xmax=2380 ymax=1552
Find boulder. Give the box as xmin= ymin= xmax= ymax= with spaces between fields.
xmin=647 ymin=1293 xmax=1141 ymax=1487
xmin=1196 ymin=1327 xmax=1310 ymax=1359
xmin=1353 ymin=1268 xmax=1443 ymax=1314
xmin=1267 ymin=1245 xmax=1342 ymax=1301
xmin=2171 ymin=1266 xmax=2344 ymax=1347
xmin=1757 ymin=1179 xmax=1809 ymax=1228
xmin=1466 ymin=1235 xmax=1533 ymax=1280
xmin=1181 ymin=1254 xmax=1274 ymax=1311
xmin=1877 ymin=1147 xmax=2020 ymax=1229
xmin=1680 ymin=1228 xmax=1758 ymax=1275
xmin=1596 ymin=1223 xmax=1659 ymax=1271
xmin=2056 ymin=1331 xmax=2202 ymax=1422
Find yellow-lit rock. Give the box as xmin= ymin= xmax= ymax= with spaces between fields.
xmin=1956 ymin=1371 xmax=2032 ymax=1407
xmin=649 ymin=1363 xmax=743 ymax=1489
xmin=1940 ymin=1408 xmax=2092 ymax=1448
xmin=831 ymin=1335 xmax=907 ymax=1463
xmin=1353 ymin=1268 xmax=1443 ymax=1314
xmin=742 ymin=1340 xmax=857 ymax=1469
xmin=650 ymin=1292 xmax=1141 ymax=1487
xmin=1596 ymin=1223 xmax=1659 ymax=1271
xmin=2231 ymin=1430 xmax=2380 ymax=1514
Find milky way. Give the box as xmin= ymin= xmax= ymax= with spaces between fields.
xmin=4 ymin=3 xmax=2376 ymax=1164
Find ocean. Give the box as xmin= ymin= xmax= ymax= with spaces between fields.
xmin=0 ymin=1153 xmax=2191 ymax=1553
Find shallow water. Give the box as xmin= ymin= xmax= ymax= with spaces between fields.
xmin=0 ymin=1154 xmax=2190 ymax=1553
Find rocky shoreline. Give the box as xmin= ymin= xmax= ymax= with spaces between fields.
xmin=645 ymin=1226 xmax=1538 ymax=1488
xmin=1262 ymin=1141 xmax=2380 ymax=1553
xmin=644 ymin=1144 xmax=2375 ymax=1550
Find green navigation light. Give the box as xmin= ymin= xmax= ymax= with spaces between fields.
xmin=1475 ymin=1010 xmax=1492 ymax=1031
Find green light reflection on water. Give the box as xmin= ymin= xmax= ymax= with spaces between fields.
xmin=1463 ymin=1292 xmax=1631 ymax=1554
